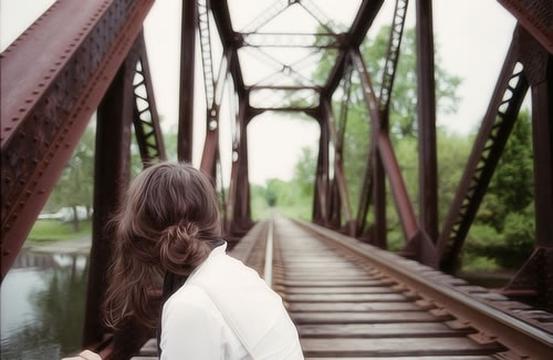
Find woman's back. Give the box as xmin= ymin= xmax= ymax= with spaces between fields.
xmin=160 ymin=242 xmax=304 ymax=359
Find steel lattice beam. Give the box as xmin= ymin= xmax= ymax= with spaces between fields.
xmin=0 ymin=0 xmax=154 ymax=280
xmin=131 ymin=33 xmax=166 ymax=164
xmin=438 ymin=27 xmax=529 ymax=272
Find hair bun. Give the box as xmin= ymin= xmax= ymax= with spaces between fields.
xmin=158 ymin=222 xmax=208 ymax=274
xmin=163 ymin=222 xmax=199 ymax=241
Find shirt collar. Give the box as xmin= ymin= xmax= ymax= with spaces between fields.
xmin=185 ymin=240 xmax=227 ymax=281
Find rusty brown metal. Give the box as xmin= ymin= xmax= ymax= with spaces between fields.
xmin=323 ymin=0 xmax=384 ymax=98
xmin=353 ymin=50 xmax=417 ymax=241
xmin=415 ymin=0 xmax=438 ymax=243
xmin=313 ymin=108 xmax=330 ymax=225
xmin=379 ymin=0 xmax=409 ymax=116
xmin=131 ymin=33 xmax=166 ymax=164
xmin=357 ymin=0 xmax=409 ymax=247
xmin=438 ymin=28 xmax=529 ymax=272
xmin=82 ymin=52 xmax=135 ymax=349
xmin=503 ymin=33 xmax=553 ymax=311
xmin=210 ymin=0 xmax=246 ymax=97
xmin=353 ymin=49 xmax=437 ymax=266
xmin=0 ymin=0 xmax=154 ymax=280
xmin=227 ymin=96 xmax=254 ymax=237
xmin=200 ymin=51 xmax=231 ymax=178
xmin=498 ymin=0 xmax=553 ymax=54
xmin=322 ymin=98 xmax=355 ymax=235
xmin=240 ymin=32 xmax=342 ymax=49
xmin=177 ymin=0 xmax=197 ymax=162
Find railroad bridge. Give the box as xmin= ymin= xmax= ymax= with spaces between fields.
xmin=1 ymin=0 xmax=552 ymax=359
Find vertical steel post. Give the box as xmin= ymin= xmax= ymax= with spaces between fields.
xmin=373 ymin=147 xmax=387 ymax=248
xmin=229 ymin=96 xmax=253 ymax=236
xmin=82 ymin=59 xmax=134 ymax=347
xmin=529 ymin=55 xmax=553 ymax=309
xmin=415 ymin=0 xmax=438 ymax=243
xmin=312 ymin=109 xmax=330 ymax=225
xmin=503 ymin=39 xmax=552 ymax=310
xmin=530 ymin=55 xmax=553 ymax=250
xmin=178 ymin=0 xmax=197 ymax=162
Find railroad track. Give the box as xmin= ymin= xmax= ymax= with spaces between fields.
xmin=132 ymin=216 xmax=553 ymax=359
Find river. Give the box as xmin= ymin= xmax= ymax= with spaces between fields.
xmin=1 ymin=249 xmax=89 ymax=359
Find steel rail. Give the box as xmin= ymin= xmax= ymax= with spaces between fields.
xmin=263 ymin=217 xmax=275 ymax=287
xmin=293 ymin=219 xmax=553 ymax=359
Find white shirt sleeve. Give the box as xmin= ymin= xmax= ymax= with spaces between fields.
xmin=160 ymin=287 xmax=225 ymax=360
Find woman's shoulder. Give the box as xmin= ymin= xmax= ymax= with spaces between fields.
xmin=164 ymin=283 xmax=210 ymax=308
xmin=162 ymin=283 xmax=223 ymax=324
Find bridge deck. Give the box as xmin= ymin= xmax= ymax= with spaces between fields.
xmin=132 ymin=217 xmax=553 ymax=359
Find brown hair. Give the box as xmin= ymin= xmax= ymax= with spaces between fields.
xmin=103 ymin=162 xmax=221 ymax=329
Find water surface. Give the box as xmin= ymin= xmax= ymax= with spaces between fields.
xmin=1 ymin=250 xmax=89 ymax=359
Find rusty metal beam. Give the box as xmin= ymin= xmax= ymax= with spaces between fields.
xmin=498 ymin=0 xmax=553 ymax=54
xmin=379 ymin=0 xmax=409 ymax=115
xmin=247 ymin=85 xmax=322 ymax=92
xmin=358 ymin=0 xmax=409 ymax=246
xmin=131 ymin=33 xmax=166 ymax=164
xmin=353 ymin=49 xmax=437 ymax=266
xmin=0 ymin=0 xmax=153 ymax=280
xmin=249 ymin=106 xmax=320 ymax=114
xmin=503 ymin=32 xmax=553 ymax=311
xmin=200 ymin=50 xmax=231 ymax=178
xmin=228 ymin=95 xmax=253 ymax=236
xmin=178 ymin=0 xmax=197 ymax=162
xmin=438 ymin=28 xmax=529 ymax=272
xmin=415 ymin=0 xmax=438 ymax=243
xmin=240 ymin=32 xmax=342 ymax=49
xmin=82 ymin=52 xmax=134 ymax=349
xmin=353 ymin=50 xmax=417 ymax=240
xmin=210 ymin=0 xmax=246 ymax=97
xmin=322 ymin=98 xmax=355 ymax=235
xmin=323 ymin=0 xmax=384 ymax=98
xmin=530 ymin=59 xmax=553 ymax=250
xmin=313 ymin=108 xmax=330 ymax=225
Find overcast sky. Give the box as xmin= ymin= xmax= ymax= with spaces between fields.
xmin=1 ymin=0 xmax=519 ymax=185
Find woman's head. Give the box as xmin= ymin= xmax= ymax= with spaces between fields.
xmin=104 ymin=162 xmax=221 ymax=329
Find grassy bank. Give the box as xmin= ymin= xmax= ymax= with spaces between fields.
xmin=28 ymin=219 xmax=92 ymax=242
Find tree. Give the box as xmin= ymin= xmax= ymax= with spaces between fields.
xmin=327 ymin=26 xmax=462 ymax=222
xmin=49 ymin=127 xmax=95 ymax=231
xmin=477 ymin=111 xmax=534 ymax=231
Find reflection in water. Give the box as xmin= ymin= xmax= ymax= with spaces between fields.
xmin=1 ymin=250 xmax=89 ymax=359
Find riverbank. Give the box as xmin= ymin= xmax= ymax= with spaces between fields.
xmin=24 ymin=235 xmax=91 ymax=255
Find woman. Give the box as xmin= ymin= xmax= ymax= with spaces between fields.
xmin=102 ymin=162 xmax=304 ymax=359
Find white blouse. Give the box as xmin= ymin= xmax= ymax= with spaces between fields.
xmin=160 ymin=242 xmax=304 ymax=359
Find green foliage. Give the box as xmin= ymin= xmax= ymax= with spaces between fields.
xmin=367 ymin=27 xmax=461 ymax=138
xmin=254 ymin=24 xmax=536 ymax=276
xmin=47 ymin=127 xmax=95 ymax=231
xmin=462 ymin=111 xmax=535 ymax=271
xmin=478 ymin=111 xmax=533 ymax=231
xmin=251 ymin=148 xmax=316 ymax=220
